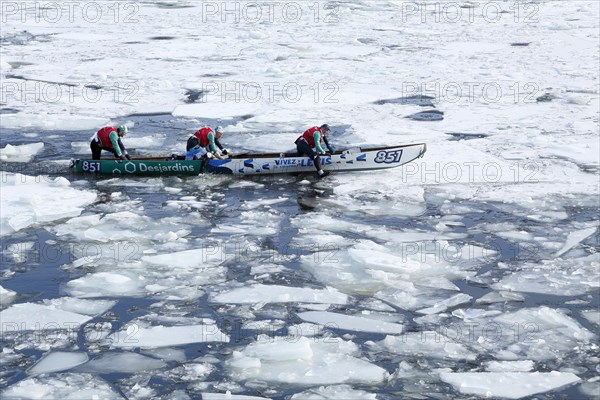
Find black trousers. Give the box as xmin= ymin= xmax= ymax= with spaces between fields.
xmin=296 ymin=140 xmax=322 ymax=171
xmin=90 ymin=139 xmax=125 ymax=160
xmin=186 ymin=136 xmax=200 ymax=151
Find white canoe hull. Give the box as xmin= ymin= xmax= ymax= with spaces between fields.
xmin=206 ymin=143 xmax=427 ymax=176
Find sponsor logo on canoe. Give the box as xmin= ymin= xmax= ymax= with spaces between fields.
xmin=275 ymin=158 xmax=297 ymax=166
xmin=274 ymin=157 xmax=332 ymax=167
xmin=137 ymin=163 xmax=195 ymax=173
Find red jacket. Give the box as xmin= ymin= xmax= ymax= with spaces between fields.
xmin=298 ymin=126 xmax=322 ymax=147
xmin=97 ymin=126 xmax=118 ymax=148
xmin=193 ymin=127 xmax=213 ymax=148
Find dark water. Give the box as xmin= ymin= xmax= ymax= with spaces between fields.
xmin=1 ymin=116 xmax=598 ymax=399
xmin=374 ymin=95 xmax=435 ymax=107
xmin=406 ymin=110 xmax=444 ymax=121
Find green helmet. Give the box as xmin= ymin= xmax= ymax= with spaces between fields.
xmin=117 ymin=125 xmax=128 ymax=134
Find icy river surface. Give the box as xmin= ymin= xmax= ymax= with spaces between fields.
xmin=1 ymin=1 xmax=599 ymax=399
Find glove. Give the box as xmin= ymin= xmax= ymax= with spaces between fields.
xmin=206 ymin=152 xmax=214 ymax=159
xmin=125 ymin=154 xmax=132 ymax=160
xmin=221 ymin=148 xmax=229 ymax=155
xmin=119 ymin=154 xmax=126 ymax=161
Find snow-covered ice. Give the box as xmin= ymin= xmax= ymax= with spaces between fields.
xmin=290 ymin=385 xmax=377 ymax=400
xmin=201 ymin=393 xmax=270 ymax=400
xmin=555 ymin=225 xmax=599 ymax=257
xmin=108 ymin=323 xmax=229 ymax=349
xmin=297 ymin=311 xmax=404 ymax=334
xmin=77 ymin=352 xmax=166 ymax=373
xmin=1 ymin=302 xmax=93 ymax=333
xmin=211 ymin=284 xmax=348 ymax=305
xmin=27 ymin=351 xmax=89 ymax=375
xmin=0 ymin=286 xmax=17 ymax=307
xmin=484 ymin=360 xmax=535 ymax=372
xmin=0 ymin=143 xmax=44 ymax=162
xmin=368 ymin=332 xmax=477 ymax=361
xmin=0 ymin=173 xmax=97 ymax=236
xmin=493 ymin=254 xmax=600 ymax=296
xmin=227 ymin=336 xmax=387 ymax=385
xmin=439 ymin=371 xmax=581 ymax=399
xmin=1 ymin=373 xmax=123 ymax=399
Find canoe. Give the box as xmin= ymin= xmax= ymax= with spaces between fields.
xmin=72 ymin=143 xmax=426 ymax=176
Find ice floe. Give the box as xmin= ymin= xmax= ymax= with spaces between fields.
xmin=1 ymin=373 xmax=122 ymax=399
xmin=297 ymin=311 xmax=404 ymax=334
xmin=453 ymin=306 xmax=596 ymax=361
xmin=227 ymin=336 xmax=387 ymax=385
xmin=0 ymin=143 xmax=44 ymax=162
xmin=299 ymin=237 xmax=485 ymax=296
xmin=65 ymin=271 xmax=149 ymax=298
xmin=0 ymin=300 xmax=110 ymax=333
xmin=0 ymin=286 xmax=17 ymax=307
xmin=64 ymin=242 xmax=230 ymax=300
xmin=109 ymin=323 xmax=229 ymax=349
xmin=439 ymin=371 xmax=581 ymax=399
xmin=368 ymin=332 xmax=477 ymax=361
xmin=493 ymin=254 xmax=600 ymax=296
xmin=555 ymin=224 xmax=598 ymax=257
xmin=484 ymin=360 xmax=535 ymax=372
xmin=27 ymin=351 xmax=88 ymax=375
xmin=581 ymin=309 xmax=600 ymax=326
xmin=0 ymin=173 xmax=96 ymax=236
xmin=290 ymin=385 xmax=377 ymax=399
xmin=0 ymin=113 xmax=109 ymax=131
xmin=211 ymin=285 xmax=348 ymax=305
xmin=77 ymin=352 xmax=166 ymax=373
xmin=201 ymin=392 xmax=270 ymax=400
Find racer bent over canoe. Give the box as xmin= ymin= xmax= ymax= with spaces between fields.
xmin=186 ymin=126 xmax=231 ymax=160
xmin=295 ymin=124 xmax=336 ymax=177
xmin=91 ymin=125 xmax=130 ymax=160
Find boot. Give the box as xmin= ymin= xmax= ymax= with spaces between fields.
xmin=318 ymin=170 xmax=331 ymax=179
